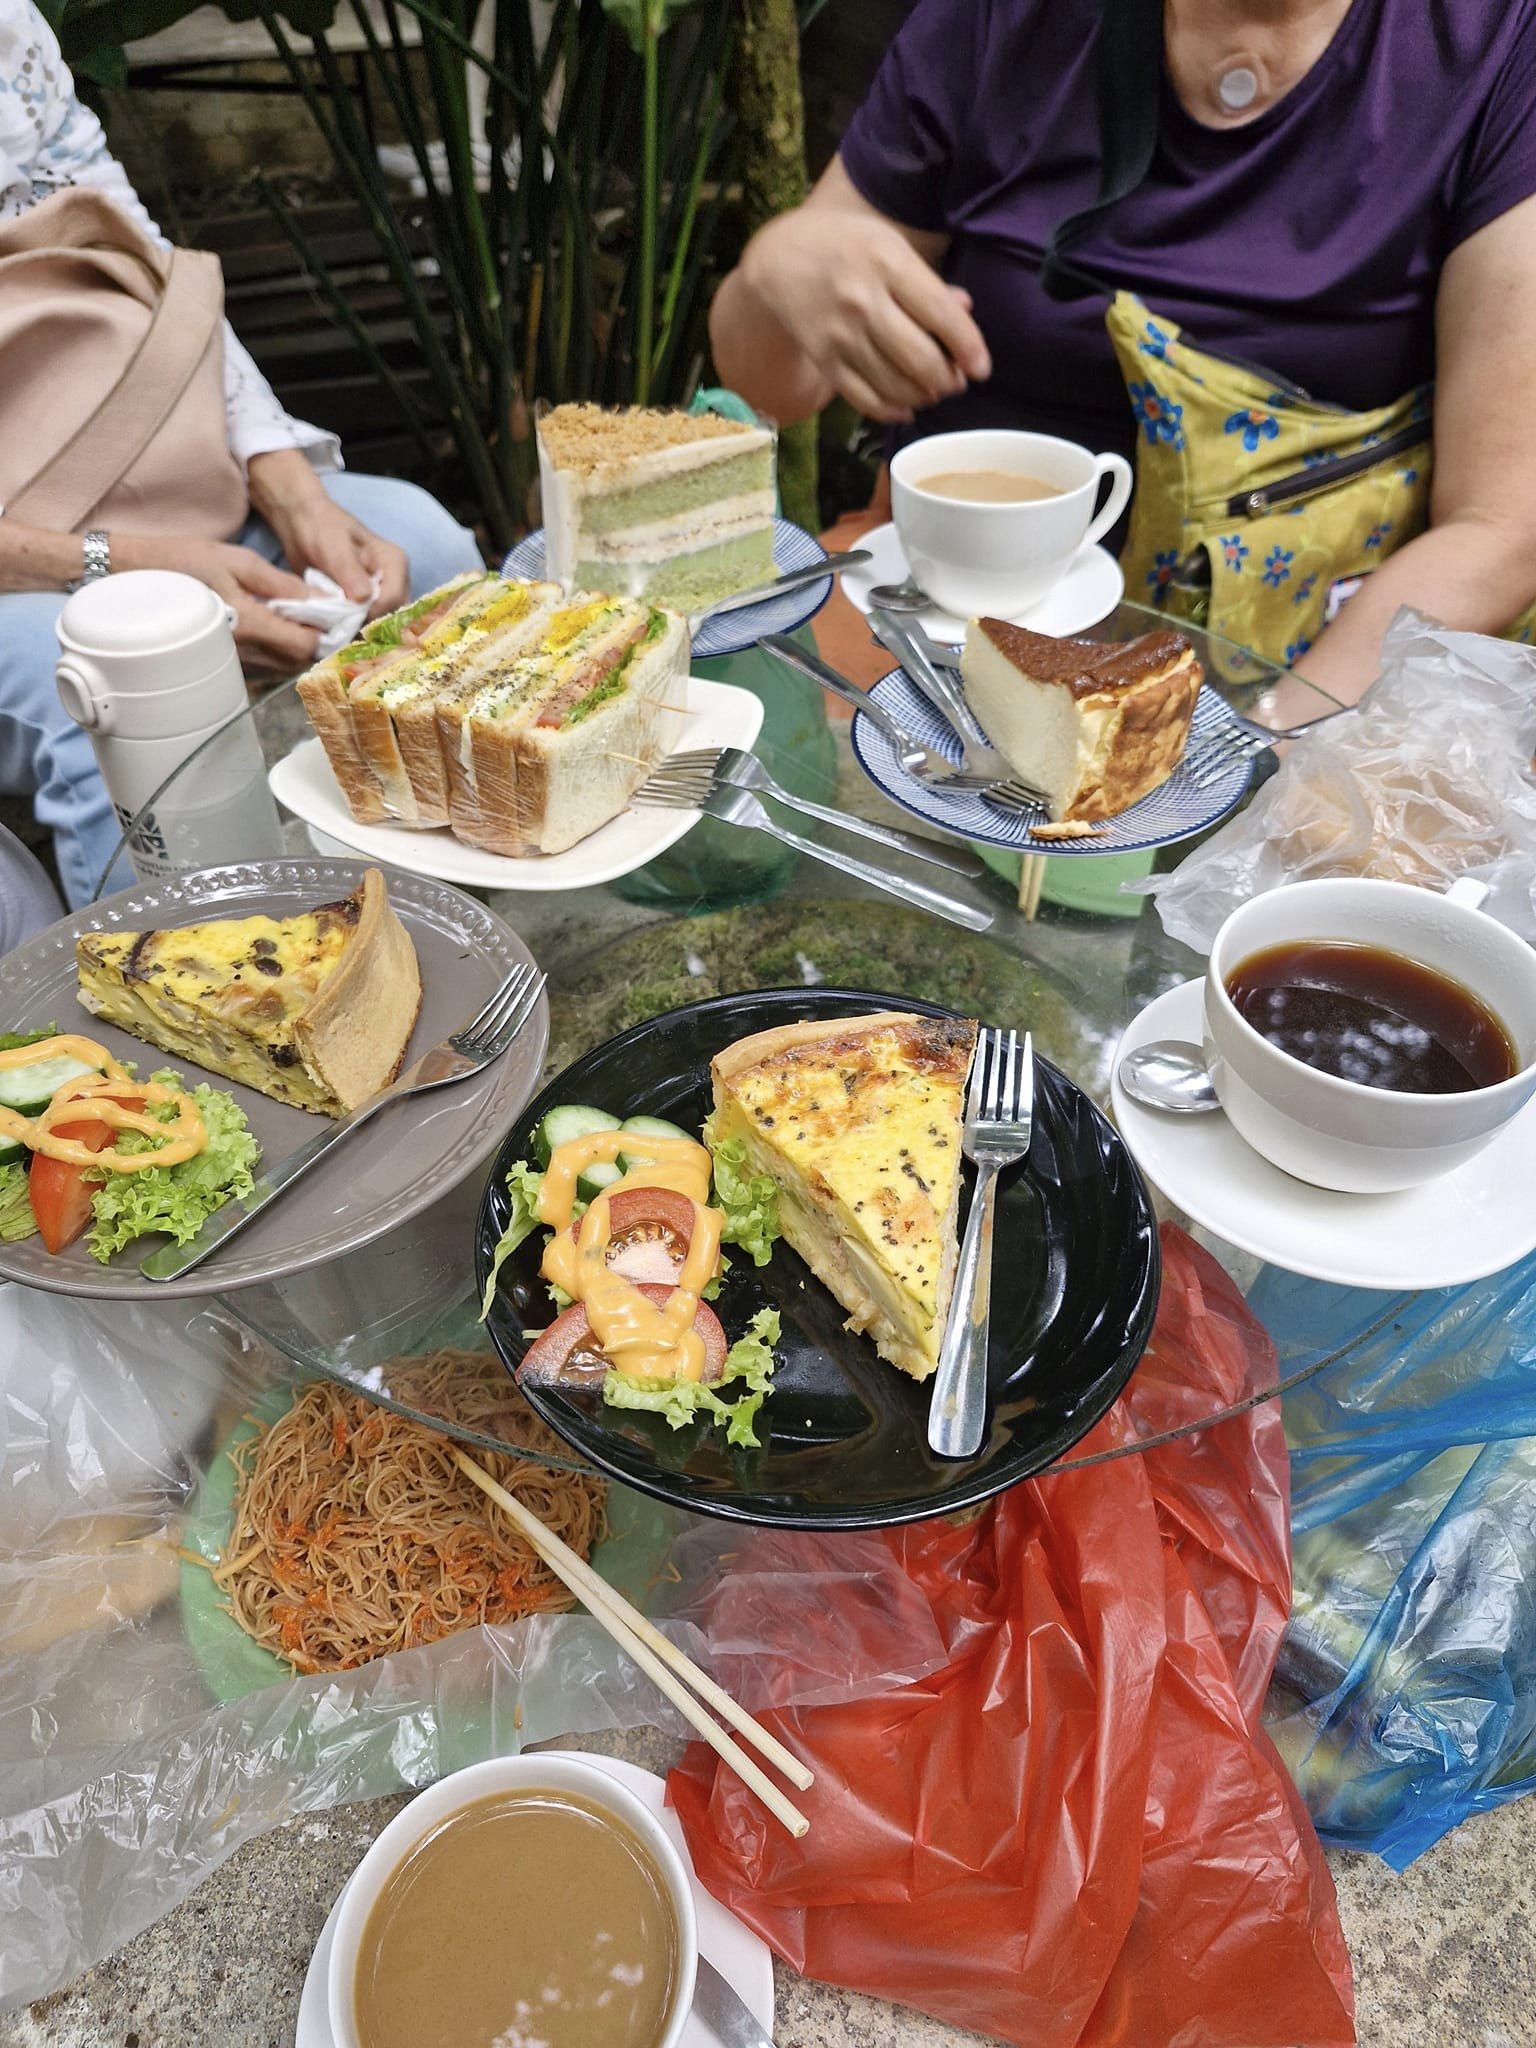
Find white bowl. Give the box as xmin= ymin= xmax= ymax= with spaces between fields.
xmin=326 ymin=1752 xmax=698 ymax=2048
xmin=1204 ymin=877 xmax=1536 ymax=1193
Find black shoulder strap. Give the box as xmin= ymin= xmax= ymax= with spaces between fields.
xmin=1039 ymin=0 xmax=1164 ymax=301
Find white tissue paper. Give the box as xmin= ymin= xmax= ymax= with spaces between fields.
xmin=1133 ymin=610 xmax=1536 ymax=952
xmin=268 ymin=567 xmax=383 ymax=657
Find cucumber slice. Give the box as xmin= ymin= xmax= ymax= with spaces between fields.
xmin=532 ymin=1103 xmax=621 ymax=1169
xmin=0 ymin=1053 xmax=98 ymax=1110
xmin=616 ymin=1113 xmax=693 ymax=1173
xmin=0 ymin=1133 xmax=24 ymax=1165
xmin=576 ymin=1158 xmax=626 ymax=1200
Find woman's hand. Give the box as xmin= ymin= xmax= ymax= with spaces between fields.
xmin=247 ymin=450 xmax=408 ymax=620
xmin=711 ymin=156 xmax=991 ymax=427
xmin=109 ymin=531 xmax=321 ymax=672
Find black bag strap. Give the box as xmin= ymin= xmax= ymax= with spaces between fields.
xmin=1039 ymin=0 xmax=1164 ymax=301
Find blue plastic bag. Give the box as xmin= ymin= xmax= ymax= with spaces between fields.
xmin=1255 ymin=1251 xmax=1536 ymax=1867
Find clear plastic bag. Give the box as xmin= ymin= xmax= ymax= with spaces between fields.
xmin=1134 ymin=611 xmax=1536 ymax=951
xmin=1255 ymin=1250 xmax=1536 ymax=1868
xmin=0 ymin=1285 xmax=948 ymax=2010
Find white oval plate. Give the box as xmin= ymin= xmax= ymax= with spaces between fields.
xmin=1112 ymin=978 xmax=1536 ymax=1289
xmin=268 ymin=677 xmax=764 ymax=893
xmin=294 ymin=1751 xmax=774 ymax=2048
xmin=504 ymin=516 xmax=832 ymax=658
xmin=840 ymin=520 xmax=1125 ymax=641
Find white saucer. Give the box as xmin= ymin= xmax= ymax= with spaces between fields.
xmin=296 ymin=1751 xmax=774 ymax=2048
xmin=1112 ymin=979 xmax=1536 ymax=1290
xmin=841 ymin=521 xmax=1124 ymax=640
xmin=269 ymin=676 xmax=763 ymax=893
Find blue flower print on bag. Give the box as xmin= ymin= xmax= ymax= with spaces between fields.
xmin=1284 ymin=635 xmax=1313 ymax=664
xmin=1400 ymin=468 xmax=1419 ymax=486
xmin=1129 ymin=381 xmax=1185 ymax=449
xmin=1291 ymin=572 xmax=1318 ymax=608
xmin=1139 ymin=319 xmax=1173 ymax=361
xmin=1264 ymin=389 xmax=1294 ymax=411
xmin=1224 ymin=408 xmax=1281 ymax=453
xmin=1219 ymin=534 xmax=1250 ymax=572
xmin=1262 ymin=546 xmax=1294 ymax=588
xmin=1146 ymin=550 xmax=1179 ymax=604
xmin=1364 ymin=521 xmax=1393 ymax=550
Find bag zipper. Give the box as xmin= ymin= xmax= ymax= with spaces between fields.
xmin=1226 ymin=422 xmax=1427 ymax=518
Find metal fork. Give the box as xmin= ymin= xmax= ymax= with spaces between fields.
xmin=760 ymin=636 xmax=1046 ymax=816
xmin=927 ymin=1028 xmax=1034 ymax=1460
xmin=630 ymin=773 xmax=994 ymax=931
xmin=140 ymin=961 xmax=547 ymax=1282
xmin=644 ymin=747 xmax=986 ymax=876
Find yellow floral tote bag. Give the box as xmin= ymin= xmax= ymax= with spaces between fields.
xmin=1104 ymin=290 xmax=1460 ymax=671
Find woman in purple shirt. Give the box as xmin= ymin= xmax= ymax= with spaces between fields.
xmin=710 ymin=0 xmax=1536 ymax=699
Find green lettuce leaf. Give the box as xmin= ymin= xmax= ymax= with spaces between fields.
xmin=0 ymin=1025 xmax=58 ymax=1052
xmin=85 ymin=1073 xmax=259 ymax=1262
xmin=603 ymin=1306 xmax=780 ymax=1449
xmin=0 ymin=1160 xmax=36 ymax=1243
xmin=706 ymin=1130 xmax=780 ymax=1267
xmin=479 ymin=1159 xmax=547 ymax=1317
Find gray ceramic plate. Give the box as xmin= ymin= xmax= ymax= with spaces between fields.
xmin=0 ymin=858 xmax=547 ymax=1300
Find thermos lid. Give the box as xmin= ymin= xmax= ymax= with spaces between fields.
xmin=59 ymin=570 xmax=231 ymax=656
xmin=56 ymin=570 xmax=247 ymax=740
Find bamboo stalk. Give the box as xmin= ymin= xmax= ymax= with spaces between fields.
xmin=634 ymin=12 xmax=661 ymax=402
xmin=452 ymin=1450 xmax=813 ymax=1836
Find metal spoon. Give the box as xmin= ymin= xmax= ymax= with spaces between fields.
xmin=1117 ymin=1039 xmax=1221 ymax=1114
xmin=867 ymin=575 xmax=930 ymax=612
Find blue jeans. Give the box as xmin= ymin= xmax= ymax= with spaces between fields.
xmin=0 ymin=471 xmax=482 ymax=912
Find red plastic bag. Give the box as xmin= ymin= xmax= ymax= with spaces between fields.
xmin=670 ymin=1228 xmax=1355 ymax=2048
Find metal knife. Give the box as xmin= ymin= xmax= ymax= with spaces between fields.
xmin=696 ymin=548 xmax=871 ymax=620
xmin=691 ymin=1954 xmax=777 ymax=2047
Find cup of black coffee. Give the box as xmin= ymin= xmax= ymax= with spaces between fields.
xmin=1204 ymin=877 xmax=1536 ymax=1191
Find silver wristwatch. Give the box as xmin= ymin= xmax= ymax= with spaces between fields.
xmin=71 ymin=530 xmax=111 ymax=590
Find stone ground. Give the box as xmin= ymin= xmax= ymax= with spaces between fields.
xmin=6 ymin=1724 xmax=1536 ymax=2048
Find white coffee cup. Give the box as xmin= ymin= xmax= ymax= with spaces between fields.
xmin=327 ymin=1753 xmax=699 ymax=2048
xmin=889 ymin=428 xmax=1133 ymax=618
xmin=1203 ymin=877 xmax=1536 ymax=1193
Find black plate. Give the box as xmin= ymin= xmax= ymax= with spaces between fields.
xmin=475 ymin=989 xmax=1160 ymax=1529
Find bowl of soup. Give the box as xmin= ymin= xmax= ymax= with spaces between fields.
xmin=327 ymin=1754 xmax=697 ymax=2048
xmin=1204 ymin=877 xmax=1536 ymax=1191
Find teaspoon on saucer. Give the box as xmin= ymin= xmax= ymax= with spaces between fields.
xmin=1116 ymin=1040 xmax=1221 ymax=1115
xmin=867 ymin=576 xmax=930 ymax=611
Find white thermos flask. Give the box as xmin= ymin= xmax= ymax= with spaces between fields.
xmin=55 ymin=569 xmax=286 ymax=886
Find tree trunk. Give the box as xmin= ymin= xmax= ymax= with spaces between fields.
xmin=730 ymin=0 xmax=818 ymax=532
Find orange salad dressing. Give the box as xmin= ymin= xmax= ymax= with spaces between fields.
xmin=0 ymin=1035 xmax=206 ymax=1170
xmin=536 ymin=1131 xmax=723 ymax=1383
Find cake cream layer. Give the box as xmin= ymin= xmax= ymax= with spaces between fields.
xmin=572 ymin=529 xmax=776 ymax=610
xmin=574 ymin=493 xmax=775 ymax=562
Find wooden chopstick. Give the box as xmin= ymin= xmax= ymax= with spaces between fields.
xmin=452 ymin=1450 xmax=813 ymax=1838
xmin=1018 ymin=852 xmax=1046 ymax=921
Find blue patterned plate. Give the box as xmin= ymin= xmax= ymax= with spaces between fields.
xmin=501 ymin=516 xmax=831 ymax=658
xmin=849 ymin=668 xmax=1258 ymax=855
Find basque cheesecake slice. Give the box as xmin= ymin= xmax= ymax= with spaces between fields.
xmin=75 ymin=869 xmax=420 ymax=1116
xmin=710 ymin=1011 xmax=977 ymax=1381
xmin=960 ymin=620 xmax=1202 ymax=821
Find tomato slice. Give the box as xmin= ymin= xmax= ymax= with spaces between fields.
xmin=520 ymin=1282 xmax=727 ymax=1388
xmin=561 ymin=1186 xmax=702 ymax=1287
xmin=28 ymin=1114 xmax=113 ymax=1255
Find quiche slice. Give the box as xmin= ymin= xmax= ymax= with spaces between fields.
xmin=75 ymin=869 xmax=421 ymax=1117
xmin=710 ymin=1011 xmax=977 ymax=1380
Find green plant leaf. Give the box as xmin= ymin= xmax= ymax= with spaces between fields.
xmin=598 ymin=0 xmax=703 ymax=54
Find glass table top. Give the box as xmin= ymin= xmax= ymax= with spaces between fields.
xmin=87 ymin=597 xmax=1392 ymax=1486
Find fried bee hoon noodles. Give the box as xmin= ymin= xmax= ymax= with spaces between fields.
xmin=211 ymin=1349 xmax=606 ymax=1674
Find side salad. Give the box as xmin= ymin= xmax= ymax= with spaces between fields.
xmin=482 ymin=1100 xmax=784 ymax=1447
xmin=0 ymin=1027 xmax=259 ymax=1263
